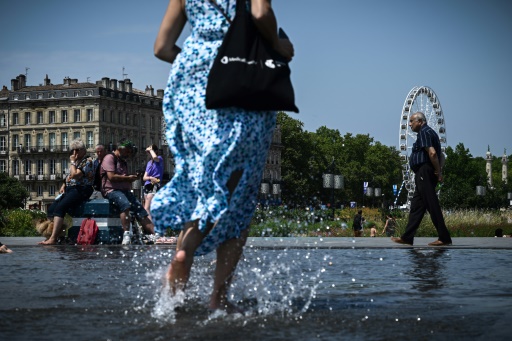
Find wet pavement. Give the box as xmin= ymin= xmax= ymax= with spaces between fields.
xmin=3 ymin=236 xmax=512 ymax=249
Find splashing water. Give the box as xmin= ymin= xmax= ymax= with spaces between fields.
xmin=134 ymin=248 xmax=324 ymax=324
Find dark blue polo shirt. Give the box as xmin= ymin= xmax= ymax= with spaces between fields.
xmin=409 ymin=124 xmax=441 ymax=173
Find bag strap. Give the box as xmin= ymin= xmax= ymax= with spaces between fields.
xmin=208 ymin=0 xmax=232 ymax=24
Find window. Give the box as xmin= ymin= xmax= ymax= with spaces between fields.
xmin=24 ymin=135 xmax=31 ymax=149
xmin=62 ymin=159 xmax=68 ymax=175
xmin=126 ymin=113 xmax=130 ymax=125
xmin=37 ymin=111 xmax=43 ymax=124
xmin=141 ymin=136 xmax=146 ymax=150
xmin=37 ymin=133 xmax=44 ymax=150
xmin=13 ymin=95 xmax=19 ymax=100
xmin=61 ymin=92 xmax=68 ymax=97
xmin=61 ymin=133 xmax=68 ymax=149
xmin=25 ymin=160 xmax=32 ymax=175
xmin=141 ymin=115 xmax=145 ymax=128
xmin=13 ymin=112 xmax=18 ymax=125
xmin=61 ymin=110 xmax=68 ymax=123
xmin=74 ymin=91 xmax=80 ymax=97
xmin=110 ymin=111 xmax=114 ymax=123
xmin=118 ymin=112 xmax=122 ymax=125
xmin=37 ymin=93 xmax=43 ymax=99
xmin=49 ymin=185 xmax=56 ymax=196
xmin=86 ymin=90 xmax=93 ymax=96
xmin=102 ymin=110 xmax=106 ymax=122
xmin=37 ymin=160 xmax=44 ymax=175
xmin=74 ymin=132 xmax=80 ymax=140
xmin=37 ymin=185 xmax=43 ymax=197
xmin=150 ymin=116 xmax=154 ymax=129
xmin=0 ymin=160 xmax=5 ymax=173
xmin=49 ymin=133 xmax=56 ymax=149
xmin=74 ymin=109 xmax=81 ymax=122
xmin=12 ymin=135 xmax=19 ymax=150
xmin=87 ymin=132 xmax=93 ymax=148
xmin=49 ymin=92 xmax=55 ymax=98
xmin=0 ymin=114 xmax=5 ymax=127
xmin=0 ymin=136 xmax=6 ymax=152
xmin=49 ymin=111 xmax=56 ymax=123
xmin=25 ymin=112 xmax=31 ymax=125
xmin=87 ymin=108 xmax=93 ymax=122
xmin=25 ymin=94 xmax=31 ymax=100
xmin=12 ymin=160 xmax=19 ymax=175
xmin=50 ymin=160 xmax=56 ymax=174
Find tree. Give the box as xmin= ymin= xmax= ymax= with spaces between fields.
xmin=0 ymin=173 xmax=29 ymax=211
xmin=440 ymin=143 xmax=487 ymax=209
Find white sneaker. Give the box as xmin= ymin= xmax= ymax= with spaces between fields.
xmin=122 ymin=231 xmax=132 ymax=245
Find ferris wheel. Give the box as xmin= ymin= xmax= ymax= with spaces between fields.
xmin=396 ymin=86 xmax=448 ymax=207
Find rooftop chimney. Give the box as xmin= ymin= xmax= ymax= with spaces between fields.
xmin=11 ymin=78 xmax=19 ymax=91
xmin=125 ymin=79 xmax=132 ymax=93
xmin=101 ymin=77 xmax=110 ymax=88
xmin=110 ymin=79 xmax=118 ymax=91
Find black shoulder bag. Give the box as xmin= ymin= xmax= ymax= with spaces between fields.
xmin=206 ymin=0 xmax=299 ymax=113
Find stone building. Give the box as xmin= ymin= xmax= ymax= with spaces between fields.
xmin=0 ymin=74 xmax=283 ymax=210
xmin=0 ymin=74 xmax=168 ymax=211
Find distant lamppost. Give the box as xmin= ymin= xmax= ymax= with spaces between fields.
xmin=507 ymin=192 xmax=512 ymax=207
xmin=476 ymin=185 xmax=486 ymax=209
xmin=260 ymin=178 xmax=281 ymax=206
xmin=364 ymin=181 xmax=381 ymax=208
xmin=323 ymin=159 xmax=343 ymax=220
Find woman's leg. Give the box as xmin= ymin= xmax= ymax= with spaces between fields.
xmin=208 ymin=169 xmax=247 ymax=311
xmin=166 ymin=220 xmax=207 ymax=294
xmin=39 ymin=188 xmax=81 ymax=245
xmin=210 ymin=228 xmax=248 ymax=311
xmin=144 ymin=193 xmax=154 ymax=222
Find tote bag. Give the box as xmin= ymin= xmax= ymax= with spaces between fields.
xmin=205 ymin=0 xmax=299 ymax=113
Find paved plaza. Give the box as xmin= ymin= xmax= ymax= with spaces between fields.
xmin=3 ymin=236 xmax=512 ymax=249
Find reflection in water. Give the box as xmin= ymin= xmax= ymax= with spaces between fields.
xmin=406 ymin=249 xmax=448 ymax=292
xmin=1 ymin=247 xmax=511 ymax=340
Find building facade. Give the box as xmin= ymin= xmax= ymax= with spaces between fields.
xmin=0 ymin=74 xmax=168 ymax=211
xmin=0 ymin=74 xmax=283 ymax=211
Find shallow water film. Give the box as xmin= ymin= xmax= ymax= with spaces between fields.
xmin=1 ymin=245 xmax=511 ymax=340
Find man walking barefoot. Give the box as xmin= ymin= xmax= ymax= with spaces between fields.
xmin=391 ymin=112 xmax=452 ymax=246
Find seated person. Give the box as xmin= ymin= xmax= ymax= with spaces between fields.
xmin=39 ymin=139 xmax=95 ymax=245
xmin=100 ymin=139 xmax=155 ymax=245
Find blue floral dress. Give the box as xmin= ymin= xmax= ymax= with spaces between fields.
xmin=151 ymin=0 xmax=276 ymax=256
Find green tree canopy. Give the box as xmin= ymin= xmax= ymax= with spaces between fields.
xmin=0 ymin=173 xmax=29 ymax=211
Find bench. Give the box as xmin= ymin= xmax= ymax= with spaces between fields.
xmin=67 ymin=198 xmax=124 ymax=244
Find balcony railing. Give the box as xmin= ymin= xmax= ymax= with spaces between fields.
xmin=15 ymin=174 xmax=61 ymax=181
xmin=14 ymin=145 xmax=73 ymax=154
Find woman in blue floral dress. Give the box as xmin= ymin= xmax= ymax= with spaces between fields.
xmin=153 ymin=0 xmax=294 ymax=311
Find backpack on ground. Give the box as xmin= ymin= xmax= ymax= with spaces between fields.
xmin=76 ymin=218 xmax=99 ymax=245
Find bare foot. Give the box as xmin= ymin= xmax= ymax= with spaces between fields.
xmin=38 ymin=238 xmax=57 ymax=245
xmin=0 ymin=245 xmax=13 ymax=253
xmin=167 ymin=250 xmax=188 ymax=294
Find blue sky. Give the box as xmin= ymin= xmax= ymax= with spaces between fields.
xmin=1 ymin=0 xmax=511 ymax=158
